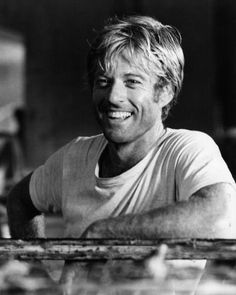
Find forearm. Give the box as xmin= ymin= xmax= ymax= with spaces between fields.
xmin=85 ymin=201 xmax=214 ymax=239
xmin=7 ymin=173 xmax=46 ymax=239
xmin=84 ymin=183 xmax=236 ymax=239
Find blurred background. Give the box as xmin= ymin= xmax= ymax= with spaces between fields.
xmin=0 ymin=0 xmax=235 ymax=236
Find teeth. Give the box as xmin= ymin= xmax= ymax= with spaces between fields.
xmin=108 ymin=111 xmax=132 ymax=119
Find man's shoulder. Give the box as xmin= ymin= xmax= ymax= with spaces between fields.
xmin=65 ymin=133 xmax=104 ymax=148
xmin=73 ymin=134 xmax=105 ymax=145
xmin=163 ymin=128 xmax=219 ymax=156
xmin=40 ymin=134 xmax=106 ymax=168
xmin=165 ymin=128 xmax=215 ymax=145
xmin=64 ymin=133 xmax=106 ymax=158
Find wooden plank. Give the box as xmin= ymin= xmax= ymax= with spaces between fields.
xmin=0 ymin=238 xmax=236 ymax=261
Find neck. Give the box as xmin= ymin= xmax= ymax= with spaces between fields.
xmin=100 ymin=124 xmax=165 ymax=178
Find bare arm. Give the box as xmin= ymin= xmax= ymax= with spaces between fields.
xmin=82 ymin=183 xmax=236 ymax=239
xmin=6 ymin=173 xmax=46 ymax=238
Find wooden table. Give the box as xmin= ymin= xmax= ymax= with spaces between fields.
xmin=0 ymin=238 xmax=235 ymax=294
xmin=0 ymin=238 xmax=235 ymax=260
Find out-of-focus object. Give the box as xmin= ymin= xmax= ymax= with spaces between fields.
xmin=0 ymin=260 xmax=59 ymax=293
xmin=0 ymin=29 xmax=25 ymax=238
xmin=146 ymin=243 xmax=168 ymax=280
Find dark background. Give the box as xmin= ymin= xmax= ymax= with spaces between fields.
xmin=0 ymin=0 xmax=235 ymax=169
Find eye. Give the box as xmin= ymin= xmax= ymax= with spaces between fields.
xmin=125 ymin=79 xmax=141 ymax=88
xmin=94 ymin=77 xmax=111 ymax=89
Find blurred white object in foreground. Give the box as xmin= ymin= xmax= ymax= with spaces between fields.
xmin=146 ymin=244 xmax=168 ymax=280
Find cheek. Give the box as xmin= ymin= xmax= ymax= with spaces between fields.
xmin=143 ymin=98 xmax=162 ymax=122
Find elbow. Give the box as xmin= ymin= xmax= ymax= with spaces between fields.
xmin=7 ymin=173 xmax=40 ymax=221
xmin=214 ymin=188 xmax=236 ymax=239
xmin=6 ymin=185 xmax=45 ymax=239
xmin=214 ymin=216 xmax=236 ymax=239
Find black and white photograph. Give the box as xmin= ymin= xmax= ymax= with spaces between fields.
xmin=0 ymin=1 xmax=235 ymax=294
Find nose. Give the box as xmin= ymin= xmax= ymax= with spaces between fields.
xmin=107 ymin=81 xmax=125 ymax=104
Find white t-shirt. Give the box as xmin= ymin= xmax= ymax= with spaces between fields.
xmin=30 ymin=128 xmax=235 ymax=238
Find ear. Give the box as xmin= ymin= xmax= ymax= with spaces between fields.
xmin=155 ymin=84 xmax=174 ymax=107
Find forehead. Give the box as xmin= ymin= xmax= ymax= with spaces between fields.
xmin=98 ymin=50 xmax=154 ymax=77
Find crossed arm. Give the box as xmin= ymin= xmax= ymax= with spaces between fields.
xmin=6 ymin=174 xmax=236 ymax=239
xmin=82 ymin=183 xmax=236 ymax=239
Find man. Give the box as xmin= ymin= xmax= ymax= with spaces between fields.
xmin=7 ymin=15 xmax=236 ymax=289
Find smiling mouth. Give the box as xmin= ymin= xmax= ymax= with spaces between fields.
xmin=106 ymin=111 xmax=132 ymax=119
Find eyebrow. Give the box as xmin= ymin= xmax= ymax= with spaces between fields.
xmin=95 ymin=71 xmax=148 ymax=80
xmin=123 ymin=73 xmax=147 ymax=80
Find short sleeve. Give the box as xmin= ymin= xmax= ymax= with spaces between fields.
xmin=29 ymin=144 xmax=68 ymax=213
xmin=176 ymin=132 xmax=235 ymax=201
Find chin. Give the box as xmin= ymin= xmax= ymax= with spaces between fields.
xmin=103 ymin=130 xmax=128 ymax=144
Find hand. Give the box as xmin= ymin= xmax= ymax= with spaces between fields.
xmin=80 ymin=219 xmax=108 ymax=239
xmin=81 ymin=215 xmax=129 ymax=239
